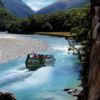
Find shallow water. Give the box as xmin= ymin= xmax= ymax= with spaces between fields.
xmin=0 ymin=35 xmax=81 ymax=100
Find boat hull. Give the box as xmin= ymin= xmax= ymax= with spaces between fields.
xmin=25 ymin=54 xmax=55 ymax=71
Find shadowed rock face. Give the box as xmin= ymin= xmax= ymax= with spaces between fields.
xmin=1 ymin=0 xmax=34 ymax=18
xmin=88 ymin=0 xmax=100 ymax=100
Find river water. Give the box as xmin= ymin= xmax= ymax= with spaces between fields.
xmin=0 ymin=35 xmax=81 ymax=100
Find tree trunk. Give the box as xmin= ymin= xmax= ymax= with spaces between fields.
xmin=88 ymin=0 xmax=100 ymax=100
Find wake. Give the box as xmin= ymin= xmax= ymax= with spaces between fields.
xmin=0 ymin=69 xmax=33 ymax=86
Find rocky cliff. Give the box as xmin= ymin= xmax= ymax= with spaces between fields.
xmin=88 ymin=0 xmax=100 ymax=100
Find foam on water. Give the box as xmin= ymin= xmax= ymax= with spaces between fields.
xmin=0 ymin=69 xmax=32 ymax=86
xmin=1 ymin=66 xmax=53 ymax=90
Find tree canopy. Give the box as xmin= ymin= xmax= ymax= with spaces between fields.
xmin=0 ymin=5 xmax=89 ymax=35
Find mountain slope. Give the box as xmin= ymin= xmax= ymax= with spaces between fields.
xmin=1 ymin=0 xmax=34 ymax=18
xmin=0 ymin=0 xmax=4 ymax=7
xmin=37 ymin=0 xmax=89 ymax=14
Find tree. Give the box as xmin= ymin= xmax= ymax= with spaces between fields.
xmin=71 ymin=27 xmax=89 ymax=41
xmin=8 ymin=20 xmax=22 ymax=33
xmin=42 ymin=22 xmax=53 ymax=31
xmin=0 ymin=8 xmax=17 ymax=31
xmin=20 ymin=18 xmax=30 ymax=33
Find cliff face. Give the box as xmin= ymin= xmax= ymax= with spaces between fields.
xmin=88 ymin=0 xmax=100 ymax=100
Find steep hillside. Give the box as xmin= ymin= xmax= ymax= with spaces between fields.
xmin=0 ymin=7 xmax=17 ymax=31
xmin=0 ymin=0 xmax=3 ymax=7
xmin=1 ymin=0 xmax=34 ymax=18
xmin=37 ymin=0 xmax=89 ymax=14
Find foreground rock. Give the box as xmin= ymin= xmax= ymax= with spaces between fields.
xmin=64 ymin=87 xmax=83 ymax=99
xmin=0 ymin=92 xmax=16 ymax=100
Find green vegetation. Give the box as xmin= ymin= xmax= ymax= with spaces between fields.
xmin=0 ymin=8 xmax=18 ymax=31
xmin=61 ymin=6 xmax=90 ymax=95
xmin=0 ymin=5 xmax=89 ymax=35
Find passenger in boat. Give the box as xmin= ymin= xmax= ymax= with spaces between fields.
xmin=45 ymin=55 xmax=47 ymax=59
xmin=38 ymin=54 xmax=42 ymax=59
xmin=34 ymin=54 xmax=37 ymax=58
xmin=0 ymin=92 xmax=16 ymax=100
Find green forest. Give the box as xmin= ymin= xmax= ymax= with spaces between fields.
xmin=0 ymin=5 xmax=89 ymax=37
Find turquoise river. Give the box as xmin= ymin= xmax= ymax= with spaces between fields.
xmin=0 ymin=35 xmax=81 ymax=100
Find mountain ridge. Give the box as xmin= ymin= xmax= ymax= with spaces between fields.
xmin=37 ymin=0 xmax=89 ymax=14
xmin=1 ymin=0 xmax=34 ymax=18
xmin=0 ymin=0 xmax=4 ymax=7
xmin=0 ymin=0 xmax=90 ymax=17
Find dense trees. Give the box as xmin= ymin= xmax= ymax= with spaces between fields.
xmin=69 ymin=6 xmax=89 ymax=40
xmin=0 ymin=5 xmax=89 ymax=35
xmin=0 ymin=8 xmax=18 ymax=31
xmin=42 ymin=22 xmax=53 ymax=31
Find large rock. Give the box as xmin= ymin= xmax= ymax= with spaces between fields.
xmin=0 ymin=92 xmax=16 ymax=100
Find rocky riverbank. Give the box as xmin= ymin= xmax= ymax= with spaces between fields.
xmin=64 ymin=87 xmax=83 ymax=100
xmin=0 ymin=33 xmax=49 ymax=63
